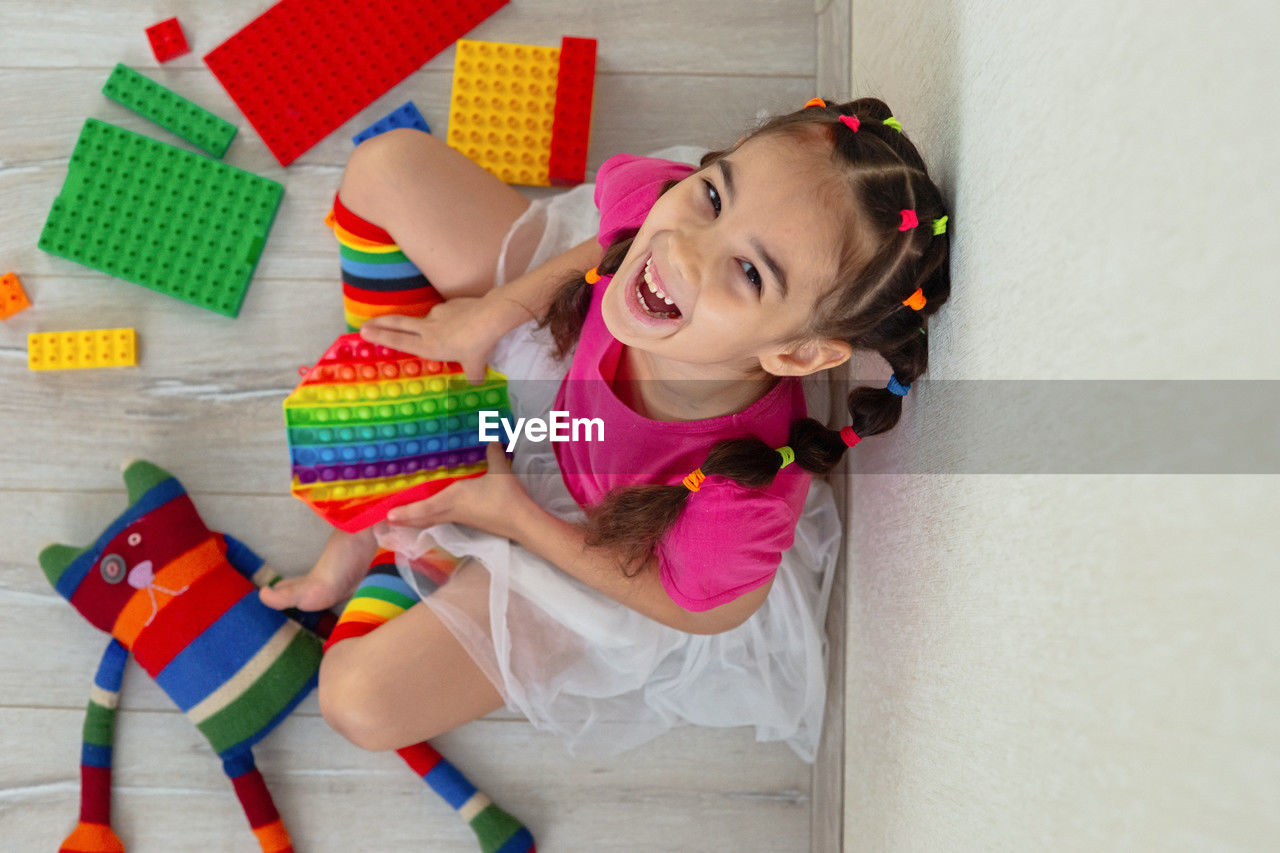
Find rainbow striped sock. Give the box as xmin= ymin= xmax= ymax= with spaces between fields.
xmin=324 ymin=552 xmax=535 ymax=853
xmin=326 ymin=193 xmax=444 ymax=331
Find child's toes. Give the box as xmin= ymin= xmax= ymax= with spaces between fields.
xmin=259 ymin=577 xmax=304 ymax=610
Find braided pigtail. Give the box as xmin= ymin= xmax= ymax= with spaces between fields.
xmin=583 ymin=421 xmax=825 ymax=577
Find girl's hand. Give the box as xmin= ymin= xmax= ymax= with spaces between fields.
xmin=359 ymin=296 xmax=505 ymax=386
xmin=384 ymin=442 xmax=529 ymax=538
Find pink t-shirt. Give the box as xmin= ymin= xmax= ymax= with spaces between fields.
xmin=551 ymin=154 xmax=812 ymax=613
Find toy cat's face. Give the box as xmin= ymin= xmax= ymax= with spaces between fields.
xmin=40 ymin=460 xmax=211 ymax=636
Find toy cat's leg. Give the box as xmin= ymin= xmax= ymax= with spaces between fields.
xmin=221 ymin=750 xmax=294 ymax=853
xmin=324 ymin=550 xmax=535 ymax=853
xmin=59 ymin=639 xmax=128 ymax=853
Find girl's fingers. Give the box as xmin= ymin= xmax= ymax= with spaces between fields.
xmin=360 ymin=313 xmax=422 ymax=332
xmin=360 ymin=324 xmax=428 ymax=356
xmin=386 ymin=493 xmax=445 ymax=525
xmin=484 ymin=440 xmax=511 ymax=470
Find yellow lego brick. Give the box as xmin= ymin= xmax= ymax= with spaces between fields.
xmin=446 ymin=39 xmax=561 ymax=187
xmin=28 ymin=328 xmax=137 ymax=370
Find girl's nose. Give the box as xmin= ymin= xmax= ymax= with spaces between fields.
xmin=665 ymin=226 xmax=710 ymax=290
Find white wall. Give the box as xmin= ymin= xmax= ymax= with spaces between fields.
xmin=844 ymin=1 xmax=1279 ymax=849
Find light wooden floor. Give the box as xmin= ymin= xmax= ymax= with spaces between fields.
xmin=0 ymin=1 xmax=837 ymax=850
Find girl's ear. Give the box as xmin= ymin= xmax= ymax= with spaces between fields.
xmin=761 ymin=337 xmax=852 ymax=377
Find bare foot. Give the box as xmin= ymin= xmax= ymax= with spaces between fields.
xmin=260 ymin=527 xmax=378 ymax=612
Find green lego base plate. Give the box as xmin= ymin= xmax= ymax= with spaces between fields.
xmin=38 ymin=119 xmax=283 ymax=318
xmin=103 ymin=63 xmax=237 ymax=158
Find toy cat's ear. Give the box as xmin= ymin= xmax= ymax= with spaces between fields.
xmin=122 ymin=459 xmax=175 ymax=504
xmin=40 ymin=542 xmax=87 ymax=591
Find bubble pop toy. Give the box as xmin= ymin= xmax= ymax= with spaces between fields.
xmin=285 ymin=333 xmax=515 ymax=532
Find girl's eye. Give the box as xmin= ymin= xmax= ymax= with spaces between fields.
xmin=702 ymin=179 xmax=721 ymax=216
xmin=740 ymin=260 xmax=763 ymax=291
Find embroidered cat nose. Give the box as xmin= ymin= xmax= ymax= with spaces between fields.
xmin=127 ymin=560 xmax=155 ymax=589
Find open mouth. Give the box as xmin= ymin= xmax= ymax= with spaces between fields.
xmin=635 ymin=256 xmax=682 ymax=320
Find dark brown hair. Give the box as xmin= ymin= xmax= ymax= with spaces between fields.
xmin=534 ymin=97 xmax=951 ymax=577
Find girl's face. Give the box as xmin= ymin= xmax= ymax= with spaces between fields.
xmin=601 ymin=131 xmax=849 ymax=374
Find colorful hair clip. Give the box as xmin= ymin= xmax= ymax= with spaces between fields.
xmin=584 ymin=267 xmax=602 ymax=284
xmin=886 ymin=374 xmax=911 ymax=396
xmin=899 ymin=209 xmax=919 ymax=231
xmin=884 ymin=116 xmax=904 ymax=133
xmin=839 ymin=115 xmax=860 ymax=133
xmin=932 ymin=215 xmax=948 ymax=236
xmin=682 ymin=468 xmax=706 ymax=492
xmin=902 ymin=288 xmax=926 ymax=310
xmin=804 ymin=97 xmax=827 ymax=109
xmin=840 ymin=426 xmax=862 ymax=447
xmin=776 ymin=446 xmax=795 ymax=469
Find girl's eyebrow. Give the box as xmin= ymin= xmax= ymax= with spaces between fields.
xmin=717 ymin=158 xmax=790 ymax=298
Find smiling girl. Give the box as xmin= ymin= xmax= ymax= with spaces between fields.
xmin=262 ymin=97 xmax=950 ymax=764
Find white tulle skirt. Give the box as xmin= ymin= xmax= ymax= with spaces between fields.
xmin=373 ymin=148 xmax=844 ymax=763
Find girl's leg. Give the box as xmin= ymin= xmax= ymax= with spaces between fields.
xmin=270 ymin=130 xmax=530 ymax=608
xmin=336 ymin=128 xmax=535 ymax=301
xmin=319 ymin=556 xmax=535 ymax=852
xmin=319 ymin=588 xmax=505 ymax=749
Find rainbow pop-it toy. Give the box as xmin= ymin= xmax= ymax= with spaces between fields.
xmin=284 ymin=333 xmax=515 ymax=531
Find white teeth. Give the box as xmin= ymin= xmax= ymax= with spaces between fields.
xmin=642 ymin=257 xmax=673 ymax=304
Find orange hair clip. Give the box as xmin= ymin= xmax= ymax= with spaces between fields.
xmin=584 ymin=267 xmax=602 ymax=284
xmin=804 ymin=97 xmax=827 ymax=109
xmin=902 ymin=288 xmax=926 ymax=310
xmin=682 ymin=468 xmax=706 ymax=492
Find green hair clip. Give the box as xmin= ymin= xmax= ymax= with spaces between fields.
xmin=883 ymin=116 xmax=904 ymax=133
xmin=932 ymin=215 xmax=948 ymax=236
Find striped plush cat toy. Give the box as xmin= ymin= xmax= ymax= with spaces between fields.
xmin=41 ymin=459 xmax=533 ymax=853
xmin=39 ymin=460 xmax=326 ymax=853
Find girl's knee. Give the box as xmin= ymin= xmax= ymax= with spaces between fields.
xmin=346 ymin=128 xmax=442 ymax=187
xmin=317 ymin=648 xmax=397 ymax=752
xmin=340 ymin=128 xmax=439 ymax=217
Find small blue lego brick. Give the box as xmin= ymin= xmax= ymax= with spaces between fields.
xmin=353 ymin=101 xmax=431 ymax=146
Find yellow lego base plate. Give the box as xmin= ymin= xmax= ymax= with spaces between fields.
xmin=446 ymin=39 xmax=561 ymax=186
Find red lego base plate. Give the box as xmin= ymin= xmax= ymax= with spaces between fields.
xmin=204 ymin=0 xmax=509 ymax=166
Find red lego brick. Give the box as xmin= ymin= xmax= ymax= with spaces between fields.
xmin=1 ymin=272 xmax=31 ymax=320
xmin=146 ymin=17 xmax=190 ymax=63
xmin=204 ymin=0 xmax=509 ymax=167
xmin=548 ymin=36 xmax=597 ymax=187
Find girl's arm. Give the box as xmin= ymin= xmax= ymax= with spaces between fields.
xmin=380 ymin=445 xmax=771 ymax=633
xmin=361 ymin=235 xmax=603 ymax=382
xmin=480 ymin=236 xmax=604 ymax=337
xmin=509 ymin=494 xmax=773 ymax=635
